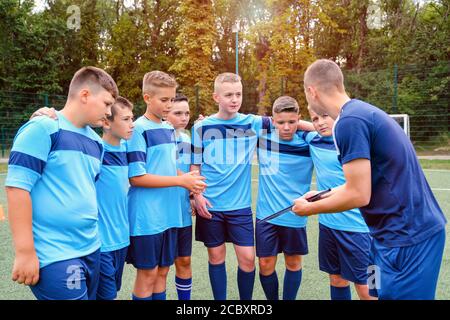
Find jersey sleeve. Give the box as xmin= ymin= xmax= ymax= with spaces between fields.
xmin=191 ymin=124 xmax=203 ymax=165
xmin=304 ymin=131 xmax=318 ymax=144
xmin=5 ymin=119 xmax=52 ymax=192
xmin=126 ymin=128 xmax=147 ymax=178
xmin=251 ymin=114 xmax=272 ymax=137
xmin=335 ymin=117 xmax=371 ymax=164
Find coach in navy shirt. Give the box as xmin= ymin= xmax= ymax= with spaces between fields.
xmin=292 ymin=59 xmax=446 ymax=300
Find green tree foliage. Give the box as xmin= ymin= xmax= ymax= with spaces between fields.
xmin=170 ymin=0 xmax=216 ymax=116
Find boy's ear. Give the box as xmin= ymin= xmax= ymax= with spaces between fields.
xmin=212 ymin=92 xmax=220 ymax=104
xmin=143 ymin=93 xmax=152 ymax=104
xmin=79 ymin=88 xmax=90 ymax=104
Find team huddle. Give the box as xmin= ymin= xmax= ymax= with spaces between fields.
xmin=5 ymin=59 xmax=446 ymax=301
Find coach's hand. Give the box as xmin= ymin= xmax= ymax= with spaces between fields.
xmin=12 ymin=251 xmax=40 ymax=286
xmin=193 ymin=193 xmax=213 ymax=219
xmin=292 ymin=197 xmax=313 ymax=217
xmin=30 ymin=107 xmax=58 ymax=120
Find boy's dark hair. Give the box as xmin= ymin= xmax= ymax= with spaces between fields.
xmin=174 ymin=93 xmax=189 ymax=103
xmin=68 ymin=66 xmax=119 ymax=99
xmin=272 ymin=96 xmax=299 ymax=114
xmin=107 ymin=96 xmax=133 ymax=121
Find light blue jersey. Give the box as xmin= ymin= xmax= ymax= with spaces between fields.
xmin=176 ymin=131 xmax=192 ymax=227
xmin=256 ymin=131 xmax=313 ymax=227
xmin=305 ymin=132 xmax=369 ymax=233
xmin=6 ymin=112 xmax=103 ymax=268
xmin=96 ymin=140 xmax=130 ymax=252
xmin=126 ymin=116 xmax=183 ymax=236
xmin=192 ymin=113 xmax=271 ymax=212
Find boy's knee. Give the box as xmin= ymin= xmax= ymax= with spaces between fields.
xmin=176 ymin=256 xmax=191 ymax=269
xmin=258 ymin=257 xmax=275 ymax=275
xmin=330 ymin=275 xmax=349 ymax=287
xmin=284 ymin=256 xmax=302 ymax=271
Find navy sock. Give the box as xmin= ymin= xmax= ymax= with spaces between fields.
xmin=152 ymin=291 xmax=166 ymax=300
xmin=283 ymin=269 xmax=302 ymax=300
xmin=237 ymin=267 xmax=255 ymax=300
xmin=132 ymin=293 xmax=153 ymax=300
xmin=208 ymin=262 xmax=227 ymax=300
xmin=259 ymin=271 xmax=279 ymax=300
xmin=175 ymin=276 xmax=192 ymax=300
xmin=330 ymin=285 xmax=352 ymax=300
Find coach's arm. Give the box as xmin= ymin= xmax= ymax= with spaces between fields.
xmin=5 ymin=187 xmax=40 ymax=286
xmin=292 ymin=158 xmax=371 ymax=216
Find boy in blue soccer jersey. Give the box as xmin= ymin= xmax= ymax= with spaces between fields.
xmin=306 ymin=107 xmax=373 ymax=300
xmin=256 ymin=96 xmax=313 ymax=300
xmin=165 ymin=93 xmax=195 ymax=300
xmin=5 ymin=66 xmax=118 ymax=300
xmin=95 ymin=96 xmax=134 ymax=300
xmin=191 ymin=73 xmax=273 ymax=300
xmin=126 ymin=71 xmax=206 ymax=301
xmin=293 ymin=59 xmax=447 ymax=300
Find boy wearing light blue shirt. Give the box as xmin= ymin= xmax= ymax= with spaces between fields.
xmin=95 ymin=96 xmax=134 ymax=300
xmin=256 ymin=96 xmax=313 ymax=300
xmin=306 ymin=107 xmax=372 ymax=300
xmin=5 ymin=66 xmax=118 ymax=300
xmin=126 ymin=71 xmax=206 ymax=301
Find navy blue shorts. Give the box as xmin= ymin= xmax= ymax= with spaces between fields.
xmin=256 ymin=219 xmax=308 ymax=257
xmin=319 ymin=224 xmax=371 ymax=285
xmin=126 ymin=228 xmax=178 ymax=269
xmin=30 ymin=249 xmax=101 ymax=300
xmin=368 ymin=228 xmax=446 ymax=300
xmin=195 ymin=208 xmax=254 ymax=248
xmin=96 ymin=246 xmax=128 ymax=300
xmin=177 ymin=226 xmax=193 ymax=257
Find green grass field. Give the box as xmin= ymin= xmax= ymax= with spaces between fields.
xmin=0 ymin=161 xmax=449 ymax=300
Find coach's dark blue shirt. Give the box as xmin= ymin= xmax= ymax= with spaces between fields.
xmin=333 ymin=99 xmax=446 ymax=247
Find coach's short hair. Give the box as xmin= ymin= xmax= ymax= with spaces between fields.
xmin=304 ymin=59 xmax=345 ymax=93
xmin=142 ymin=71 xmax=177 ymax=96
xmin=68 ymin=66 xmax=119 ymax=99
xmin=107 ymin=96 xmax=133 ymax=121
xmin=272 ymin=96 xmax=299 ymax=114
xmin=214 ymin=73 xmax=241 ymax=93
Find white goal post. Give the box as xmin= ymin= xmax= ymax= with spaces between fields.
xmin=389 ymin=114 xmax=410 ymax=138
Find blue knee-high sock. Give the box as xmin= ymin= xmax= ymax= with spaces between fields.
xmin=208 ymin=262 xmax=227 ymax=300
xmin=152 ymin=291 xmax=166 ymax=300
xmin=330 ymin=286 xmax=351 ymax=300
xmin=237 ymin=267 xmax=255 ymax=300
xmin=132 ymin=293 xmax=153 ymax=300
xmin=175 ymin=276 xmax=192 ymax=300
xmin=259 ymin=271 xmax=279 ymax=300
xmin=283 ymin=269 xmax=302 ymax=300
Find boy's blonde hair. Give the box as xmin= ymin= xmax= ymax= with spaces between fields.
xmin=304 ymin=59 xmax=345 ymax=93
xmin=272 ymin=96 xmax=299 ymax=114
xmin=142 ymin=71 xmax=177 ymax=95
xmin=214 ymin=72 xmax=241 ymax=93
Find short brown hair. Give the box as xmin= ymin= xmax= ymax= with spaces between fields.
xmin=68 ymin=66 xmax=118 ymax=99
xmin=107 ymin=96 xmax=133 ymax=121
xmin=142 ymin=71 xmax=177 ymax=95
xmin=214 ymin=73 xmax=241 ymax=93
xmin=272 ymin=96 xmax=299 ymax=114
xmin=304 ymin=59 xmax=345 ymax=93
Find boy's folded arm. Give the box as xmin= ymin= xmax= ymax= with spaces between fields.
xmin=129 ymin=174 xmax=183 ymax=188
xmin=297 ymin=120 xmax=314 ymax=132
